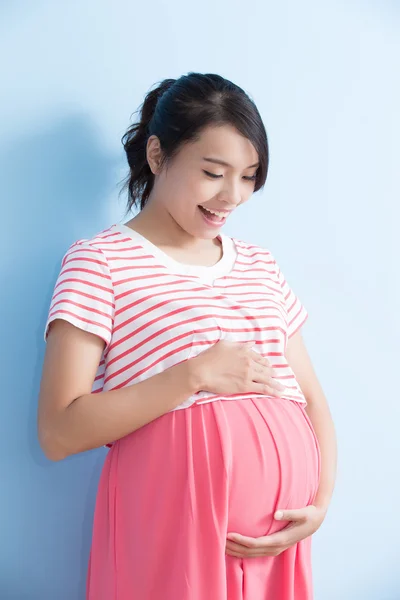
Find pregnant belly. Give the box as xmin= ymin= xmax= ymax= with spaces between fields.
xmin=107 ymin=396 xmax=320 ymax=539
xmin=220 ymin=397 xmax=321 ymax=537
xmin=87 ymin=397 xmax=321 ymax=598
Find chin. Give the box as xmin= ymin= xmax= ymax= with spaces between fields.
xmin=192 ymin=226 xmax=221 ymax=240
xmin=176 ymin=219 xmax=220 ymax=240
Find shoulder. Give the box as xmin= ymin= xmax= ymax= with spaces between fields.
xmin=65 ymin=224 xmax=118 ymax=252
xmin=61 ymin=224 xmax=124 ymax=264
xmin=58 ymin=225 xmax=125 ymax=289
xmin=229 ymin=235 xmax=278 ymax=270
xmin=45 ymin=226 xmax=117 ymax=346
xmin=230 ymin=235 xmax=273 ymax=257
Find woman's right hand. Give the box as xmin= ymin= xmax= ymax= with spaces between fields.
xmin=189 ymin=340 xmax=286 ymax=397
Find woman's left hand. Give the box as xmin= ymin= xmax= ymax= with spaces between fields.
xmin=225 ymin=505 xmax=327 ymax=558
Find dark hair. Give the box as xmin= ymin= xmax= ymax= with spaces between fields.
xmin=120 ymin=72 xmax=269 ymax=213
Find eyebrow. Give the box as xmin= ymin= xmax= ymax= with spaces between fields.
xmin=202 ymin=157 xmax=260 ymax=169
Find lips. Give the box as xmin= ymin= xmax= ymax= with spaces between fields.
xmin=198 ymin=205 xmax=230 ymax=228
xmin=198 ymin=205 xmax=232 ymax=218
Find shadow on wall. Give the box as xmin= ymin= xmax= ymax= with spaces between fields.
xmin=0 ymin=113 xmax=123 ymax=599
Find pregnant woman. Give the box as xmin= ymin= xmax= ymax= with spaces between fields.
xmin=37 ymin=72 xmax=337 ymax=599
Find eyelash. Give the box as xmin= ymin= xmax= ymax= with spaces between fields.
xmin=203 ymin=170 xmax=257 ymax=181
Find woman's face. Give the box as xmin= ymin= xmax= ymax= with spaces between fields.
xmin=146 ymin=124 xmax=260 ymax=240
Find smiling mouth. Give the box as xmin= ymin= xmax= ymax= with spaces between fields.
xmin=198 ymin=205 xmax=231 ymax=219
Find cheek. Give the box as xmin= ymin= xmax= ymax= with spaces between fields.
xmin=159 ymin=176 xmax=191 ymax=211
xmin=178 ymin=179 xmax=214 ymax=212
xmin=187 ymin=175 xmax=213 ymax=197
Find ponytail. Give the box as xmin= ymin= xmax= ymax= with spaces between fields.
xmin=120 ymin=78 xmax=176 ymax=213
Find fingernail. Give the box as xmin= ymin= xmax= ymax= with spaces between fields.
xmin=275 ymin=511 xmax=284 ymax=520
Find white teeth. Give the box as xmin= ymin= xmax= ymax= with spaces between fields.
xmin=200 ymin=206 xmax=228 ymax=219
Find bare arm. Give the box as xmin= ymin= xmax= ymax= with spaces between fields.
xmin=37 ymin=320 xmax=200 ymax=461
xmin=285 ymin=330 xmax=338 ymax=513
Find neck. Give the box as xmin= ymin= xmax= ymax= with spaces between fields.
xmin=126 ymin=201 xmax=220 ymax=253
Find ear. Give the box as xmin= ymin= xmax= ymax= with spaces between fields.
xmin=146 ymin=135 xmax=164 ymax=175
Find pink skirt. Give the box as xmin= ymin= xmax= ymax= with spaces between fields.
xmin=86 ymin=396 xmax=321 ymax=600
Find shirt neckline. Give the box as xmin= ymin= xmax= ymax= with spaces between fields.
xmin=113 ymin=223 xmax=239 ymax=284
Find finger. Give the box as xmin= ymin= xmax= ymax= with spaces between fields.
xmin=244 ymin=341 xmax=256 ymax=349
xmin=250 ymin=376 xmax=286 ymax=396
xmin=251 ymin=363 xmax=283 ymax=387
xmin=226 ymin=546 xmax=275 ymax=558
xmin=226 ymin=540 xmax=255 ymax=555
xmin=255 ymin=524 xmax=304 ymax=548
xmin=265 ymin=372 xmax=286 ymax=391
xmin=226 ymin=531 xmax=297 ymax=557
xmin=263 ymin=375 xmax=286 ymax=392
xmin=251 ymin=364 xmax=275 ymax=380
xmin=251 ymin=365 xmax=285 ymax=390
xmin=249 ymin=351 xmax=270 ymax=367
xmin=226 ymin=543 xmax=285 ymax=558
xmin=226 ymin=544 xmax=290 ymax=558
xmin=226 ymin=538 xmax=279 ymax=553
xmin=226 ymin=538 xmax=264 ymax=558
xmin=275 ymin=508 xmax=309 ymax=522
xmin=226 ymin=533 xmax=289 ymax=555
xmin=226 ymin=533 xmax=258 ymax=548
xmin=226 ymin=552 xmax=247 ymax=559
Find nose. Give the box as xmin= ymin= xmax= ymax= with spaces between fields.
xmin=222 ymin=179 xmax=242 ymax=207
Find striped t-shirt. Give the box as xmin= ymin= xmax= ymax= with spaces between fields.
xmin=44 ymin=223 xmax=309 ymax=413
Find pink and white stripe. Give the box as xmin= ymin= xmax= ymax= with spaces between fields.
xmin=45 ymin=224 xmax=308 ymax=413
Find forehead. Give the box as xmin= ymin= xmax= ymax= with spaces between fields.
xmin=186 ymin=124 xmax=259 ymax=167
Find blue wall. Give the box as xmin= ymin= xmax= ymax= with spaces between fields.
xmin=1 ymin=1 xmax=399 ymax=598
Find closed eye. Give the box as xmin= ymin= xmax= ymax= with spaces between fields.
xmin=203 ymin=170 xmax=257 ymax=181
xmin=203 ymin=170 xmax=222 ymax=179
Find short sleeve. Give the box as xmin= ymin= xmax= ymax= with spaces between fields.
xmin=44 ymin=241 xmax=115 ymax=348
xmin=273 ymin=256 xmax=308 ymax=338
